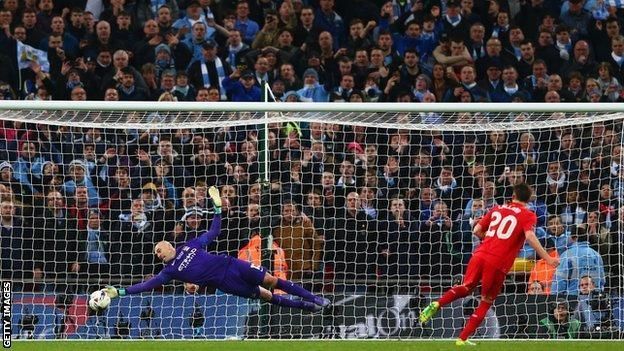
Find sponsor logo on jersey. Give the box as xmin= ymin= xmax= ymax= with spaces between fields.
xmin=178 ymin=248 xmax=198 ymax=271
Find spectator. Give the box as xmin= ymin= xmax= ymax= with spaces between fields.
xmin=528 ymin=237 xmax=559 ymax=294
xmin=296 ymin=68 xmax=329 ymax=102
xmin=116 ymin=67 xmax=151 ymax=101
xmin=187 ymin=39 xmax=232 ymax=101
xmin=443 ymin=65 xmax=490 ymax=102
xmin=272 ymin=200 xmax=323 ymax=283
xmin=111 ymin=198 xmax=156 ymax=276
xmin=552 ymin=226 xmax=605 ymax=295
xmin=538 ymin=298 xmax=581 ymax=339
xmin=40 ymin=190 xmax=79 ymax=292
xmin=314 ymin=0 xmax=345 ymax=50
xmin=234 ymin=0 xmax=260 ymax=45
xmin=607 ymin=35 xmax=624 ymax=82
xmin=574 ymin=275 xmax=614 ymax=335
xmin=330 ymin=191 xmax=376 ymax=285
xmin=0 ymin=200 xmax=32 ymax=282
xmin=222 ymin=69 xmax=261 ymax=101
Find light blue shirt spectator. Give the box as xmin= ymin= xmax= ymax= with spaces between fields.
xmin=552 ymin=240 xmax=605 ymax=295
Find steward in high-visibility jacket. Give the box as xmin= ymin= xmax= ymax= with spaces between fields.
xmin=238 ymin=234 xmax=289 ymax=294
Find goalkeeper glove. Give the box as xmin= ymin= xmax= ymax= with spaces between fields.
xmin=104 ymin=285 xmax=126 ymax=298
xmin=208 ymin=186 xmax=222 ymax=214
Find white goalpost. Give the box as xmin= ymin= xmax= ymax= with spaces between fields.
xmin=0 ymin=101 xmax=622 ymax=340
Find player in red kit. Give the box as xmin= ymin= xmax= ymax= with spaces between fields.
xmin=418 ymin=183 xmax=559 ymax=346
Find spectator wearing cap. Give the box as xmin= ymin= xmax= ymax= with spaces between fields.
xmin=478 ymin=62 xmax=504 ymax=99
xmin=173 ymin=1 xmax=214 ymax=42
xmin=538 ymin=298 xmax=581 ymax=338
xmin=222 ymin=68 xmax=261 ymax=102
xmin=152 ymin=44 xmax=176 ymax=80
xmin=187 ymin=39 xmax=232 ymax=101
xmin=297 ymin=68 xmax=329 ymax=102
xmin=442 ymin=0 xmax=470 ymax=42
xmin=234 ymin=0 xmax=260 ymax=45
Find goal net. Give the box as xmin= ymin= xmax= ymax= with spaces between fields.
xmin=0 ymin=101 xmax=622 ymax=340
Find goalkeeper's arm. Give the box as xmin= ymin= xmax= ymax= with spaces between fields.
xmin=105 ymin=272 xmax=171 ymax=298
xmin=197 ymin=186 xmax=223 ymax=247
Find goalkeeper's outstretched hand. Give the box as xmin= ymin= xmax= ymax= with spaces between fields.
xmin=209 ymin=186 xmax=222 ymax=213
xmin=104 ymin=285 xmax=126 ymax=298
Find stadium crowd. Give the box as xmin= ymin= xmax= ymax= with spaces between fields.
xmin=0 ymin=0 xmax=623 ymax=334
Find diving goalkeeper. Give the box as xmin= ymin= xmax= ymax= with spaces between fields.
xmin=101 ymin=186 xmax=330 ymax=312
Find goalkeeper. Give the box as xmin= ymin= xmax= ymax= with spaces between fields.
xmin=101 ymin=186 xmax=330 ymax=312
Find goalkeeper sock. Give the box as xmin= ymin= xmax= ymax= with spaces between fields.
xmin=270 ymin=294 xmax=317 ymax=312
xmin=458 ymin=300 xmax=492 ymax=341
xmin=275 ymin=279 xmax=316 ymax=302
xmin=438 ymin=285 xmax=470 ymax=307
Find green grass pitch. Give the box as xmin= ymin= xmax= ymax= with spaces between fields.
xmin=6 ymin=340 xmax=624 ymax=351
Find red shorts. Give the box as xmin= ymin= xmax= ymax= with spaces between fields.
xmin=462 ymin=255 xmax=507 ymax=300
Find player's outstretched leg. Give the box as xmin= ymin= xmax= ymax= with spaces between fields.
xmin=259 ymin=287 xmax=321 ymax=312
xmin=419 ymin=284 xmax=472 ymax=325
xmin=263 ymin=274 xmax=330 ymax=307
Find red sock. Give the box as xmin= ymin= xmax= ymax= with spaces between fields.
xmin=438 ymin=285 xmax=470 ymax=307
xmin=458 ymin=300 xmax=492 ymax=341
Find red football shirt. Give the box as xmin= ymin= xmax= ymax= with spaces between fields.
xmin=474 ymin=202 xmax=537 ymax=273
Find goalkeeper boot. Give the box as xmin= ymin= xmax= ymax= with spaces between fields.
xmin=455 ymin=339 xmax=477 ymax=346
xmin=302 ymin=301 xmax=323 ymax=313
xmin=418 ymin=301 xmax=440 ymax=325
xmin=313 ymin=296 xmax=331 ymax=308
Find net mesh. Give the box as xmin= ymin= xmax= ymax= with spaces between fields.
xmin=0 ymin=108 xmax=622 ymax=340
